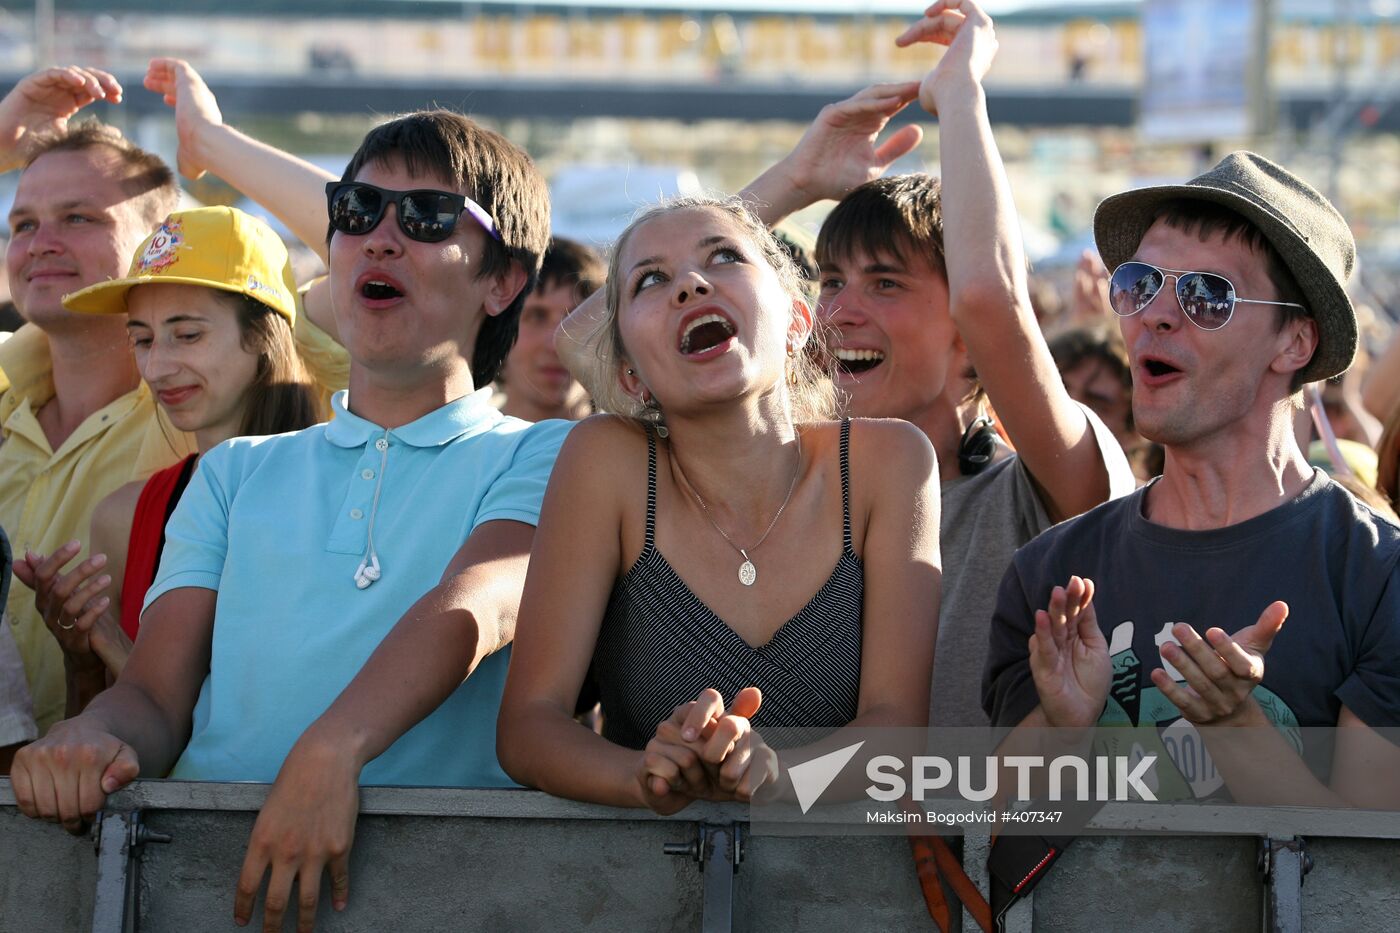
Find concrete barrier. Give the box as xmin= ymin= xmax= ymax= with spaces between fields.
xmin=2 ymin=780 xmax=1398 ymax=932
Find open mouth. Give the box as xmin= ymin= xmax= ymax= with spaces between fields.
xmin=833 ymin=348 xmax=886 ymax=375
xmin=1142 ymin=359 xmax=1181 ymax=379
xmin=679 ymin=313 xmax=736 ymax=356
xmin=361 ymin=279 xmax=404 ymax=301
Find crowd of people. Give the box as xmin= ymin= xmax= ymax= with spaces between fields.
xmin=1 ymin=1 xmax=1398 ymax=930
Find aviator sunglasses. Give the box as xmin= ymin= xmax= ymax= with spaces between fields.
xmin=1108 ymin=260 xmax=1307 ymax=331
xmin=325 ymin=181 xmax=501 ymax=244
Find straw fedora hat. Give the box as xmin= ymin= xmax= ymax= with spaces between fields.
xmin=1094 ymin=151 xmax=1356 ymax=383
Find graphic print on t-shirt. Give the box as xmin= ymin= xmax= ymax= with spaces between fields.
xmin=1094 ymin=619 xmax=1301 ymax=800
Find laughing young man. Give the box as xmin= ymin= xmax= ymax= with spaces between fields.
xmin=12 ymin=111 xmax=570 ymax=930
xmin=737 ymin=0 xmax=1134 ymax=727
xmin=983 ymin=152 xmax=1400 ymax=808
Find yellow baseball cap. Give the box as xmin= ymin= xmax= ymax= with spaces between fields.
xmin=64 ymin=206 xmax=297 ymax=324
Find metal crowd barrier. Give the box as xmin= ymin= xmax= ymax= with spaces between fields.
xmin=2 ymin=779 xmax=1398 ymax=932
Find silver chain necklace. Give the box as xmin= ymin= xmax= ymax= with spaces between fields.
xmin=671 ymin=431 xmax=802 ymax=587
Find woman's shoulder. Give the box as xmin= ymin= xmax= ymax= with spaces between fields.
xmin=555 ymin=414 xmax=655 ymax=475
xmin=806 ymin=417 xmax=936 ymax=476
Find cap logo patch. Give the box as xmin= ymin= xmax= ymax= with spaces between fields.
xmin=246 ymin=275 xmax=277 ymax=298
xmin=138 ymin=220 xmax=184 ymax=274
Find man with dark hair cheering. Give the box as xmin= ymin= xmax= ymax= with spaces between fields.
xmin=984 ymin=152 xmax=1400 ymax=811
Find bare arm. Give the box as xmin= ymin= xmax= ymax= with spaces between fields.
xmin=848 ymin=419 xmax=941 ymax=728
xmin=143 ymin=58 xmax=337 ymax=262
xmin=909 ymin=1 xmax=1111 ymax=523
xmin=298 ymin=518 xmax=533 ymax=769
xmin=9 ymin=586 xmax=216 ymax=831
xmin=234 ymin=518 xmax=536 ymax=931
xmin=497 ymin=417 xmax=653 ymax=808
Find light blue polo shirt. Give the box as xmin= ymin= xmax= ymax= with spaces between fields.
xmin=143 ymin=388 xmax=571 ymax=787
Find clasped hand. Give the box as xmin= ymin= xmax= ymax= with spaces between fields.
xmin=636 ymin=686 xmax=779 ymax=814
xmin=14 ymin=540 xmax=129 ymax=677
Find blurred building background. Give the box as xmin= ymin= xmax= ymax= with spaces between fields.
xmin=0 ymin=0 xmax=1397 ymax=323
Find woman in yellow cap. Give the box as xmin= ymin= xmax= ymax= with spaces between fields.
xmin=15 ymin=206 xmax=320 ymax=712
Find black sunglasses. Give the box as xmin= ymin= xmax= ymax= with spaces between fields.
xmin=1108 ymin=260 xmax=1306 ymax=332
xmin=325 ymin=181 xmax=501 ymax=244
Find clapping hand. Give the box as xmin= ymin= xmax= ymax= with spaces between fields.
xmin=14 ymin=541 xmax=131 ymax=677
xmin=1152 ymin=602 xmax=1288 ymax=726
xmin=1027 ymin=575 xmax=1111 ymax=729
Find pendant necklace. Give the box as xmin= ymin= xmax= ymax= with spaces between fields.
xmin=672 ymin=430 xmax=802 ymax=587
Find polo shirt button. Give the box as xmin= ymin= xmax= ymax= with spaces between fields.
xmin=361 ymin=469 xmax=375 ymax=480
xmin=350 ymin=508 xmax=364 ymax=520
xmin=375 ymin=438 xmax=389 ymax=452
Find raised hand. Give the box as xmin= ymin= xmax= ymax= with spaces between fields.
xmin=0 ymin=66 xmax=122 ymax=170
xmin=895 ymin=0 xmax=1000 ymax=116
xmin=1152 ymin=602 xmax=1288 ymax=726
xmin=10 ymin=718 xmax=140 ymax=835
xmin=1027 ymin=575 xmax=1111 ymax=728
xmin=1069 ymin=249 xmax=1113 ymax=324
xmin=235 ymin=738 xmax=358 ymax=932
xmin=782 ymin=82 xmax=924 ymax=204
xmin=143 ymin=58 xmax=223 ymax=180
xmin=15 ymin=542 xmax=130 ymax=676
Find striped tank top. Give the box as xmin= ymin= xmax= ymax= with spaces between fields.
xmin=591 ymin=420 xmax=864 ymax=750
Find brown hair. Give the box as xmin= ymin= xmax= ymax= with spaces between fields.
xmin=1048 ymin=322 xmax=1135 ymax=431
xmin=336 ymin=110 xmax=551 ymax=386
xmin=596 ymin=196 xmax=837 ymax=426
xmin=816 ymin=174 xmax=946 ymax=280
xmin=1146 ymin=199 xmax=1312 ymax=390
xmin=223 ymin=292 xmax=322 ymax=437
xmin=815 ymin=173 xmax=985 ymax=407
xmin=538 ymin=236 xmax=604 ymax=306
xmin=25 ymin=121 xmax=179 ymax=229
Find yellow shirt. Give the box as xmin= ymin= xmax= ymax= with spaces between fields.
xmin=0 ymin=324 xmax=194 ymax=733
xmin=0 ymin=306 xmax=346 ymax=734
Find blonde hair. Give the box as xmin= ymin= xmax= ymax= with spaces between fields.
xmin=592 ymin=196 xmax=837 ymax=427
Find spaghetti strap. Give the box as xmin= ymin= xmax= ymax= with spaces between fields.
xmin=840 ymin=419 xmax=854 ymax=556
xmin=644 ymin=428 xmax=658 ymax=552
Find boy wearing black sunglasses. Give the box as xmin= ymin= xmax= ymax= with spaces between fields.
xmin=983 ymin=153 xmax=1400 ymax=817
xmin=12 ymin=107 xmax=573 ymax=931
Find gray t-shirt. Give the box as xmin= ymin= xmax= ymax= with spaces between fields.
xmin=933 ymin=406 xmax=1134 ymax=727
xmin=983 ymin=471 xmax=1400 ymax=796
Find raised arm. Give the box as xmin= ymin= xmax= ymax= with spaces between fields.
xmin=560 ymin=86 xmax=925 ymax=404
xmin=905 ymin=0 xmax=1118 ymax=521
xmin=143 ymin=58 xmax=338 ymax=262
xmin=738 ymin=82 xmax=923 ymax=227
xmin=0 ymin=66 xmax=122 ymax=173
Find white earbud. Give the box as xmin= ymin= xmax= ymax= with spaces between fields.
xmin=354 ymin=554 xmax=382 ymax=590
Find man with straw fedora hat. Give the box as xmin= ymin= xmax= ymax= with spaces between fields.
xmin=981 ymin=151 xmax=1400 ymax=915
